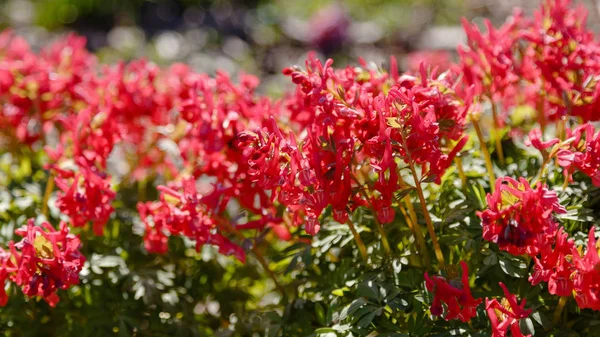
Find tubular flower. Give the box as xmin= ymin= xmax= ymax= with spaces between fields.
xmin=477 ymin=177 xmax=566 ymax=257
xmin=0 ymin=248 xmax=16 ymax=306
xmin=274 ymin=54 xmax=470 ymax=235
xmin=571 ymin=227 xmax=600 ymax=310
xmin=386 ymin=87 xmax=468 ymax=184
xmin=138 ymin=178 xmax=247 ymax=262
xmin=424 ymin=261 xmax=482 ymax=322
xmin=54 ymin=164 xmax=116 ymax=236
xmin=529 ymin=227 xmax=575 ymax=296
xmin=557 ymin=123 xmax=600 ymax=186
xmin=520 ymin=0 xmax=600 ymax=122
xmin=526 ymin=128 xmax=560 ymax=153
xmin=486 ymin=283 xmax=532 ymax=337
xmin=137 ymin=202 xmax=170 ymax=255
xmin=9 ymin=219 xmax=85 ymax=307
xmin=458 ymin=9 xmax=523 ymax=105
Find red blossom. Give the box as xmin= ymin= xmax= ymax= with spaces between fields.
xmin=9 ymin=219 xmax=85 ymax=307
xmin=424 ymin=261 xmax=482 ymax=322
xmin=54 ymin=164 xmax=116 ymax=235
xmin=571 ymin=227 xmax=600 ymax=310
xmin=529 ymin=227 xmax=575 ymax=296
xmin=137 ymin=178 xmax=248 ymax=262
xmin=478 ymin=177 xmax=566 ymax=257
xmin=526 ymin=128 xmax=559 ymax=153
xmin=0 ymin=248 xmax=16 ymax=306
xmin=486 ymin=283 xmax=532 ymax=337
xmin=557 ymin=123 xmax=600 ymax=186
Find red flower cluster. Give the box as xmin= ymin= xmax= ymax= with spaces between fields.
xmin=486 ymin=283 xmax=532 ymax=337
xmin=571 ymin=227 xmax=600 ymax=310
xmin=521 ymin=0 xmax=600 ymax=122
xmin=0 ymin=31 xmax=95 ymax=145
xmin=54 ymin=165 xmax=115 ymax=235
xmin=460 ymin=0 xmax=600 ymax=123
xmin=478 ymin=177 xmax=566 ymax=256
xmin=0 ymin=219 xmax=85 ymax=307
xmin=529 ymin=227 xmax=574 ymax=296
xmin=557 ymin=123 xmax=600 ymax=186
xmin=0 ymin=30 xmax=289 ymax=249
xmin=137 ymin=178 xmax=284 ymax=261
xmin=459 ymin=9 xmax=523 ymax=104
xmin=480 ymin=175 xmax=600 ymax=310
xmin=424 ymin=261 xmax=482 ymax=322
xmin=241 ymin=54 xmax=471 ymax=234
xmin=139 ymin=178 xmax=243 ymax=259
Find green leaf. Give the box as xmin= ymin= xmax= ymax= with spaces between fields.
xmin=357 ymin=281 xmax=380 ymax=301
xmin=356 ymin=311 xmax=376 ymax=329
xmin=531 ymin=311 xmax=552 ymax=329
xmin=339 ymin=298 xmax=367 ymax=321
xmin=315 ymin=303 xmax=326 ymax=325
xmin=519 ymin=317 xmax=535 ymax=336
xmin=498 ymin=256 xmax=527 ymax=278
xmin=394 ymin=187 xmax=414 ymax=201
xmin=483 ymin=253 xmax=497 ymax=266
xmin=332 ymin=286 xmax=350 ymax=297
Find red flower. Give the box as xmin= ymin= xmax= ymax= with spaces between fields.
xmin=371 ymin=129 xmax=398 ymax=224
xmin=526 ymin=128 xmax=559 ymax=153
xmin=139 ymin=178 xmax=247 ymax=262
xmin=54 ymin=164 xmax=116 ymax=235
xmin=571 ymin=227 xmax=600 ymax=310
xmin=9 ymin=219 xmax=85 ymax=307
xmin=557 ymin=124 xmax=600 ymax=186
xmin=477 ymin=177 xmax=566 ymax=257
xmin=459 ymin=10 xmax=523 ymax=104
xmin=137 ymin=202 xmax=170 ymax=255
xmin=520 ymin=0 xmax=600 ymax=122
xmin=406 ymin=51 xmax=453 ymax=75
xmin=486 ymin=283 xmax=532 ymax=337
xmin=424 ymin=261 xmax=482 ymax=322
xmin=0 ymin=248 xmax=16 ymax=306
xmin=529 ymin=227 xmax=574 ymax=296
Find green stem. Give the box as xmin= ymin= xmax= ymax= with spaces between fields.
xmin=454 ymin=156 xmax=467 ymax=189
xmin=553 ymin=296 xmax=568 ymax=324
xmin=398 ymin=176 xmax=430 ymax=267
xmin=42 ymin=173 xmax=55 ymax=217
xmin=472 ymin=117 xmax=497 ymax=192
xmin=351 ymin=173 xmax=391 ymax=258
xmin=397 ymin=202 xmax=428 ymax=267
xmin=489 ymin=99 xmax=505 ymax=166
xmin=374 ymin=220 xmax=392 ymax=257
xmin=408 ymin=163 xmax=445 ymax=269
xmin=219 ymin=218 xmax=286 ymax=298
xmin=347 ymin=220 xmax=369 ymax=261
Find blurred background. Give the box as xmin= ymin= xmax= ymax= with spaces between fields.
xmin=1 ymin=0 xmax=599 ymax=94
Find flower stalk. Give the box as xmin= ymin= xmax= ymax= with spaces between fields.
xmin=408 ymin=163 xmax=446 ymax=268
xmin=489 ymin=99 xmax=505 ymax=166
xmin=346 ymin=220 xmax=369 ymax=261
xmin=398 ymin=176 xmax=430 ymax=266
xmin=220 ymin=219 xmax=286 ymax=298
xmin=454 ymin=156 xmax=467 ymax=188
xmin=553 ymin=296 xmax=568 ymax=324
xmin=42 ymin=173 xmax=55 ymax=217
xmin=471 ymin=115 xmax=496 ymax=192
xmin=351 ymin=173 xmax=391 ymax=257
